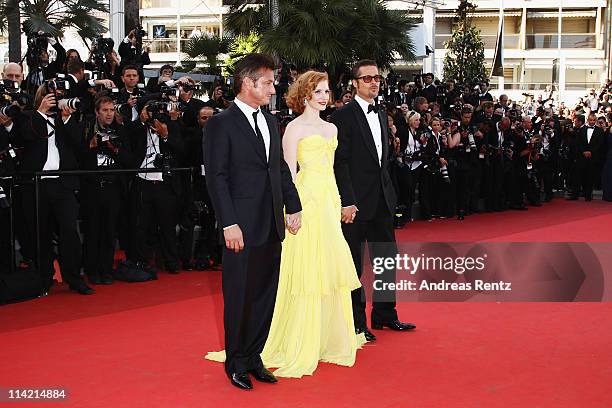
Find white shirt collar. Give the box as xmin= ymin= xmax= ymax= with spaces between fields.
xmin=233 ymin=96 xmax=259 ymax=118
xmin=69 ymin=73 xmax=79 ymax=83
xmin=354 ymin=94 xmax=374 ymax=115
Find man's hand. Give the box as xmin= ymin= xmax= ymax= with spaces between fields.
xmin=127 ymin=96 xmax=138 ymax=108
xmin=140 ymin=108 xmax=150 ymax=124
xmin=0 ymin=113 xmax=12 ymax=128
xmin=439 ymin=157 xmax=448 ymax=167
xmin=95 ymin=79 xmax=115 ymax=89
xmin=61 ymin=106 xmax=75 ymax=121
xmin=583 ymin=151 xmax=592 ymax=159
xmin=38 ymin=94 xmax=56 ymax=115
xmin=285 ymin=211 xmax=302 ymax=235
xmin=153 ymin=119 xmax=169 ymax=138
xmin=224 ymin=225 xmax=244 ymax=253
xmin=341 ymin=205 xmax=358 ymax=223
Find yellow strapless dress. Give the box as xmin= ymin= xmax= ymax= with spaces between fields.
xmin=206 ymin=134 xmax=366 ymax=378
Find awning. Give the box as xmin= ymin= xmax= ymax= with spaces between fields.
xmin=438 ymin=11 xmax=521 ymax=18
xmin=527 ymin=10 xmax=596 ymax=18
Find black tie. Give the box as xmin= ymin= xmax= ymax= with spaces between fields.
xmin=587 ymin=126 xmax=595 ymax=129
xmin=46 ymin=119 xmax=55 ymax=138
xmin=252 ymin=110 xmax=266 ymax=157
xmin=367 ymin=104 xmax=378 ymax=114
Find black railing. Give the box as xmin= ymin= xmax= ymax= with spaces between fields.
xmin=2 ymin=167 xmax=196 ymax=276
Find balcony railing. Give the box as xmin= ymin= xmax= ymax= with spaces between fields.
xmin=148 ymin=38 xmax=191 ymax=54
xmin=525 ymin=34 xmax=596 ymax=49
xmin=498 ymin=82 xmax=600 ymax=91
xmin=435 ymin=34 xmax=520 ymax=49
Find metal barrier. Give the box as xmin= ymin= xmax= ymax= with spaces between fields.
xmin=2 ymin=167 xmax=196 ymax=275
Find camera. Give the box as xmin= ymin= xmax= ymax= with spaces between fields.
xmin=181 ymin=83 xmax=202 ymax=93
xmin=96 ymin=128 xmax=121 ymax=147
xmin=146 ymin=101 xmax=173 ymax=124
xmin=91 ymin=36 xmax=115 ymax=70
xmin=57 ymin=97 xmax=81 ymax=111
xmin=135 ymin=25 xmax=147 ymax=41
xmin=0 ymin=80 xmax=22 ymax=118
xmin=25 ymin=32 xmax=50 ymax=69
xmin=153 ymin=153 xmax=172 ymax=179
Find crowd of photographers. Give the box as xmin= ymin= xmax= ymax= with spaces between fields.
xmin=0 ymin=32 xmax=225 ymax=296
xmin=319 ymin=72 xmax=612 ymax=228
xmin=1 ymin=32 xmax=610 ymax=297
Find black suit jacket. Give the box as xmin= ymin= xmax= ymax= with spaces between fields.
xmin=419 ymin=84 xmax=437 ymax=103
xmin=575 ymin=126 xmax=605 ymax=162
xmin=14 ymin=111 xmax=81 ymax=189
xmin=330 ymin=100 xmax=397 ymax=220
xmin=128 ymin=119 xmax=185 ymax=195
xmin=203 ymin=103 xmax=301 ymax=246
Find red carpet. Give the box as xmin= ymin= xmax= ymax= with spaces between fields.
xmin=1 ymin=198 xmax=611 ymax=407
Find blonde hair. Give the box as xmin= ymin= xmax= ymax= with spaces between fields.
xmin=286 ymin=70 xmax=331 ymax=114
xmin=405 ymin=110 xmax=421 ymax=126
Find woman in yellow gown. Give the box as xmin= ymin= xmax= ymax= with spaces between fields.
xmin=206 ymin=71 xmax=366 ymax=378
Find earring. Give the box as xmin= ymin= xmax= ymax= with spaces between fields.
xmin=304 ymin=98 xmax=308 ymax=106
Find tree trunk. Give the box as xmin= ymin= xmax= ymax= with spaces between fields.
xmin=124 ymin=0 xmax=140 ymax=33
xmin=7 ymin=0 xmax=21 ymax=63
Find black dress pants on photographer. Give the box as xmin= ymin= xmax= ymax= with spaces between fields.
xmin=396 ymin=165 xmax=420 ymax=221
xmin=485 ymin=159 xmax=506 ymax=211
xmin=130 ymin=177 xmax=179 ymax=269
xmin=418 ymin=168 xmax=434 ymax=220
xmin=81 ymin=180 xmax=121 ymax=281
xmin=455 ymin=160 xmax=471 ymax=216
xmin=21 ymin=179 xmax=83 ymax=287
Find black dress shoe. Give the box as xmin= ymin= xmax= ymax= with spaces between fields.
xmin=371 ymin=319 xmax=416 ymax=331
xmin=89 ymin=276 xmax=113 ymax=285
xmin=457 ymin=210 xmax=465 ymax=221
xmin=356 ymin=327 xmax=376 ymax=342
xmin=248 ymin=367 xmax=278 ymax=383
xmin=69 ymin=283 xmax=95 ymax=295
xmin=229 ymin=372 xmax=252 ymax=390
xmin=195 ymin=260 xmax=210 ymax=271
xmin=566 ymin=196 xmax=578 ymax=201
xmin=585 ymin=196 xmax=593 ymax=202
xmin=182 ymin=260 xmax=194 ymax=271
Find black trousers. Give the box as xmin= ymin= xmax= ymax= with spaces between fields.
xmin=130 ymin=178 xmax=179 ymax=267
xmin=21 ymin=179 xmax=83 ymax=286
xmin=572 ymin=157 xmax=597 ymax=199
xmin=396 ymin=165 xmax=420 ymax=219
xmin=419 ymin=169 xmax=434 ymax=219
xmin=455 ymin=161 xmax=471 ymax=212
xmin=342 ymin=193 xmax=398 ymax=329
xmin=81 ymin=181 xmax=121 ymax=279
xmin=222 ymin=223 xmax=281 ymax=375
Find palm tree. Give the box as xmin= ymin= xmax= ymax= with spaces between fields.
xmin=224 ymin=0 xmax=415 ymax=77
xmin=0 ymin=0 xmax=108 ymax=62
xmin=182 ymin=34 xmax=232 ymax=74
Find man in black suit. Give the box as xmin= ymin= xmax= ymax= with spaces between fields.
xmin=203 ymin=54 xmax=301 ymax=390
xmin=77 ymin=96 xmax=133 ymax=285
xmin=127 ymin=101 xmax=184 ymax=273
xmin=419 ymin=72 xmax=437 ymax=103
xmin=568 ymin=113 xmax=605 ymax=201
xmin=23 ymin=37 xmax=66 ymax=94
xmin=330 ymin=60 xmax=416 ymax=344
xmin=64 ymin=59 xmax=115 ymax=114
xmin=14 ymin=86 xmax=93 ymax=294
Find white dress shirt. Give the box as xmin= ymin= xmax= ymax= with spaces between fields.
xmin=586 ymin=126 xmax=594 ymax=144
xmin=354 ymin=95 xmax=383 ymax=165
xmin=405 ymin=129 xmax=422 ymax=170
xmin=233 ymin=97 xmax=270 ymax=162
xmin=138 ymin=128 xmax=163 ymax=181
xmin=38 ymin=111 xmax=60 ymax=179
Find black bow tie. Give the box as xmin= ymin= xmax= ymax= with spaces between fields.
xmin=587 ymin=126 xmax=595 ymax=129
xmin=367 ymin=104 xmax=379 ymax=114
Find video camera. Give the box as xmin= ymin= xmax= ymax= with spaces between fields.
xmin=25 ymin=32 xmax=51 ymax=69
xmin=91 ymin=36 xmax=115 ymax=71
xmin=109 ymin=84 xmax=146 ymax=117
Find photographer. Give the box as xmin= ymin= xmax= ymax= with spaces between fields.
xmin=119 ymin=28 xmax=151 ymax=83
xmin=114 ymin=65 xmax=146 ymax=123
xmin=146 ymin=65 xmax=174 ymax=94
xmin=205 ymin=85 xmax=231 ymax=111
xmin=419 ymin=73 xmax=437 ymax=103
xmin=127 ymin=100 xmax=184 ymax=274
xmin=65 ymin=59 xmax=115 ymax=114
xmin=77 ymin=96 xmax=133 ymax=285
xmin=568 ymin=113 xmax=605 ymax=201
xmin=23 ymin=34 xmax=67 ymax=94
xmin=15 ymin=82 xmax=93 ymax=294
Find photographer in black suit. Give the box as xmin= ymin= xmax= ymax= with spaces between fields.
xmin=330 ymin=60 xmax=415 ymax=343
xmin=118 ymin=28 xmax=151 ymax=83
xmin=568 ymin=113 xmax=605 ymax=201
xmin=15 ymin=83 xmax=93 ymax=294
xmin=419 ymin=72 xmax=437 ymax=103
xmin=65 ymin=59 xmax=116 ymax=114
xmin=77 ymin=96 xmax=133 ymax=285
xmin=23 ymin=35 xmax=67 ymax=94
xmin=127 ymin=101 xmax=185 ymax=273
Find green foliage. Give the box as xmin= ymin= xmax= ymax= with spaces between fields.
xmin=224 ymin=0 xmax=415 ymax=74
xmin=443 ymin=0 xmax=486 ymax=84
xmin=182 ymin=34 xmax=232 ymax=74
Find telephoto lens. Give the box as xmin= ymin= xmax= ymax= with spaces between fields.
xmin=57 ymin=97 xmax=81 ymax=111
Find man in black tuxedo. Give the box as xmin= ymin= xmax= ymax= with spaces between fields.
xmin=330 ymin=60 xmax=415 ymax=344
xmin=14 ymin=86 xmax=93 ymax=294
xmin=203 ymin=54 xmax=301 ymax=390
xmin=568 ymin=113 xmax=605 ymax=201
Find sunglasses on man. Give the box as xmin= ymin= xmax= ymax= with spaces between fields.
xmin=355 ymin=75 xmax=384 ymax=83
